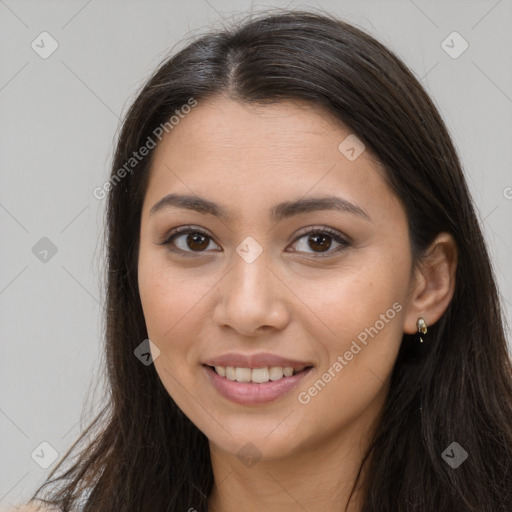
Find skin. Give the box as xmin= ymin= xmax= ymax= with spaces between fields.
xmin=137 ymin=96 xmax=457 ymax=512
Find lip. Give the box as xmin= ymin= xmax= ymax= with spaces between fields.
xmin=203 ymin=364 xmax=313 ymax=406
xmin=203 ymin=352 xmax=313 ymax=370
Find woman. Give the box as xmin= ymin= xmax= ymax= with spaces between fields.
xmin=21 ymin=9 xmax=512 ymax=512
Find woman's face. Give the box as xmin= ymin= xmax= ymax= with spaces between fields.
xmin=138 ymin=96 xmax=415 ymax=462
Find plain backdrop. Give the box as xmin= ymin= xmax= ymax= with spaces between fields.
xmin=1 ymin=0 xmax=511 ymax=506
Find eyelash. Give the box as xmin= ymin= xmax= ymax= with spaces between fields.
xmin=159 ymin=225 xmax=350 ymax=258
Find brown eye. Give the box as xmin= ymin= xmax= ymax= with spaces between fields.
xmin=290 ymin=228 xmax=349 ymax=257
xmin=307 ymin=233 xmax=333 ymax=252
xmin=162 ymin=228 xmax=220 ymax=254
xmin=185 ymin=232 xmax=210 ymax=251
xmin=161 ymin=226 xmax=349 ymax=258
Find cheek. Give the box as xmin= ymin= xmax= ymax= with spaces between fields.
xmin=138 ymin=247 xmax=203 ymax=340
xmin=138 ymin=258 xmax=202 ymax=415
xmin=294 ymin=256 xmax=408 ymax=396
xmin=295 ymin=253 xmax=408 ymax=343
xmin=138 ymin=251 xmax=193 ymax=368
xmin=137 ymin=251 xmax=216 ymax=398
xmin=292 ymin=254 xmax=408 ymax=427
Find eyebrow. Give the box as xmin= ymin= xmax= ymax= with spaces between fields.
xmin=149 ymin=193 xmax=371 ymax=222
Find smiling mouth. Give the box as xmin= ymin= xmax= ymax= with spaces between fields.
xmin=206 ymin=364 xmax=312 ymax=384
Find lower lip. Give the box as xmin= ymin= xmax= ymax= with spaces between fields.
xmin=203 ymin=365 xmax=313 ymax=406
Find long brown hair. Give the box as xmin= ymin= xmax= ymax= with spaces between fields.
xmin=31 ymin=9 xmax=512 ymax=511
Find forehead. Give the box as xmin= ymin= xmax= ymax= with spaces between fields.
xmin=153 ymin=97 xmax=351 ymax=161
xmin=143 ymin=96 xmax=402 ymax=224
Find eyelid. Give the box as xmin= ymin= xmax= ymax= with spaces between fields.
xmin=288 ymin=226 xmax=350 ymax=257
xmin=161 ymin=224 xmax=215 ymax=241
xmin=159 ymin=225 xmax=220 ymax=256
xmin=159 ymin=224 xmax=350 ymax=257
xmin=292 ymin=225 xmax=351 ymax=244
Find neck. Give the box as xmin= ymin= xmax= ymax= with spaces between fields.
xmin=207 ymin=409 xmax=380 ymax=512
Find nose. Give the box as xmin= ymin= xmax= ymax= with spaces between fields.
xmin=212 ymin=252 xmax=291 ymax=337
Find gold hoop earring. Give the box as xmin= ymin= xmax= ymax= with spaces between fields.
xmin=416 ymin=317 xmax=428 ymax=343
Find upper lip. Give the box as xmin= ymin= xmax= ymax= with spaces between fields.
xmin=203 ymin=352 xmax=313 ymax=369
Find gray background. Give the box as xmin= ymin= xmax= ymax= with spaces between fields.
xmin=1 ymin=0 xmax=511 ymax=506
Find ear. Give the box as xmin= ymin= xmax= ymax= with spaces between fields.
xmin=403 ymin=232 xmax=458 ymax=335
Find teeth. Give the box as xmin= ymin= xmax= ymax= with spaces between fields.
xmin=251 ymin=367 xmax=269 ymax=383
xmin=212 ymin=365 xmax=307 ymax=383
xmin=235 ymin=367 xmax=251 ymax=382
xmin=283 ymin=367 xmax=294 ymax=377
xmin=269 ymin=367 xmax=284 ymax=381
